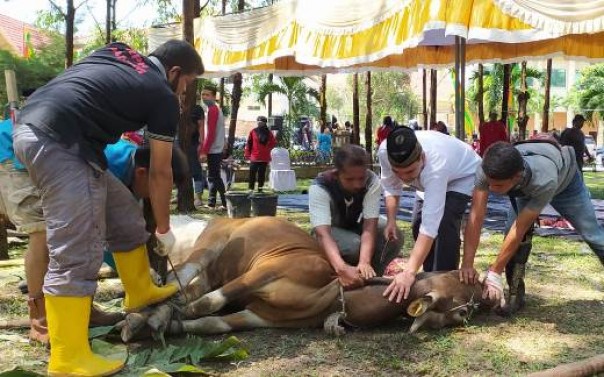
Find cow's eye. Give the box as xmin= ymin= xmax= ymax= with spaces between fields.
xmin=458 ymin=308 xmax=468 ymax=317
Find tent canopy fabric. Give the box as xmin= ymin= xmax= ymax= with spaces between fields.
xmin=171 ymin=0 xmax=604 ymax=76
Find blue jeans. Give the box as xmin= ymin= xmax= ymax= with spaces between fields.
xmin=507 ymin=171 xmax=604 ymax=267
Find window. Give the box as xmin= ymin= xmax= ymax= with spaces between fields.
xmin=247 ymin=105 xmax=261 ymax=111
xmin=551 ymin=69 xmax=566 ymax=88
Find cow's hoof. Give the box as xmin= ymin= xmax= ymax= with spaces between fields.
xmin=184 ymin=291 xmax=226 ymax=318
xmin=324 ymin=312 xmax=346 ymax=336
xmin=121 ymin=312 xmax=150 ymax=343
xmin=147 ymin=304 xmax=173 ymax=334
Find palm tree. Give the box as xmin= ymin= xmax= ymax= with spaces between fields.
xmin=256 ymin=76 xmax=319 ymax=145
xmin=467 ymin=63 xmax=543 ymax=131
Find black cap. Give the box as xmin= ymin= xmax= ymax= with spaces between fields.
xmin=386 ymin=126 xmax=422 ymax=168
xmin=257 ymin=115 xmax=268 ymax=123
xmin=573 ymin=114 xmax=586 ymax=123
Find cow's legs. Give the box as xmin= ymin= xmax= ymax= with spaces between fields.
xmin=169 ymin=309 xmax=272 ymax=334
xmin=184 ymin=269 xmax=277 ymax=318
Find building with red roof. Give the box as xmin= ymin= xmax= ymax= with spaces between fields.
xmin=0 ymin=13 xmax=50 ymax=58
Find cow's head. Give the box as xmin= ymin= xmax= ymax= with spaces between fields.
xmin=405 ymin=271 xmax=496 ymax=333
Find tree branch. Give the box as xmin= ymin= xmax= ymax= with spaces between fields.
xmin=48 ymin=0 xmax=66 ymax=17
xmin=75 ymin=0 xmax=90 ymax=11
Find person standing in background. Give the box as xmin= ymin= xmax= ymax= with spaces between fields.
xmin=199 ymin=85 xmax=227 ymax=210
xmin=376 ymin=116 xmax=395 ymax=146
xmin=479 ymin=111 xmax=508 ymax=157
xmin=188 ymin=104 xmax=205 ymax=207
xmin=245 ymin=116 xmax=277 ymax=192
xmin=560 ymin=114 xmax=592 ymax=175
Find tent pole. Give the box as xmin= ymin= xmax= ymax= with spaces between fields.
xmin=454 ymin=36 xmax=461 ymax=138
xmin=460 ymin=37 xmax=466 ymax=141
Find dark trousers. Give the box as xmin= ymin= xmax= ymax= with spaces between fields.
xmin=187 ymin=143 xmax=205 ymax=193
xmin=207 ymin=153 xmax=226 ymax=207
xmin=248 ymin=161 xmax=268 ymax=190
xmin=412 ymin=191 xmax=471 ymax=272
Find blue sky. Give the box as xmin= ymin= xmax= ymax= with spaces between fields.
xmin=0 ymin=0 xmax=175 ymax=35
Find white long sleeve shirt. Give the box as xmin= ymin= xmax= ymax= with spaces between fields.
xmin=378 ymin=131 xmax=481 ymax=238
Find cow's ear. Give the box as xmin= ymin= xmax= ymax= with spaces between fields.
xmin=407 ymin=296 xmax=433 ymax=317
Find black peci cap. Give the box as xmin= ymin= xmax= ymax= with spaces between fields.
xmin=386 ymin=126 xmax=423 ymax=168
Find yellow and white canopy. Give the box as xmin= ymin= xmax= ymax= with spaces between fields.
xmin=189 ymin=0 xmax=604 ymax=76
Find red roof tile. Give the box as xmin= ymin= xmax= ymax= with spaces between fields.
xmin=0 ymin=13 xmax=50 ymax=56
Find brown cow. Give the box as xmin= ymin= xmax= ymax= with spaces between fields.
xmin=121 ymin=216 xmax=494 ymax=340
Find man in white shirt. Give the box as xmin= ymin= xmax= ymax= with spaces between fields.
xmin=379 ymin=126 xmax=481 ymax=303
xmin=309 ymin=144 xmax=402 ymax=288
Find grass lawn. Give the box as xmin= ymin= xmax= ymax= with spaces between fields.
xmin=1 ymin=175 xmax=603 ymax=376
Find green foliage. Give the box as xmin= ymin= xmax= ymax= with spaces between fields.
xmin=568 ymin=64 xmax=604 ymax=119
xmin=0 ymin=36 xmax=64 ymax=109
xmin=251 ymin=75 xmax=319 ymax=145
xmin=347 ymin=71 xmax=419 ymax=124
xmin=128 ymin=335 xmax=248 ymax=373
xmin=466 ymin=63 xmax=544 ymax=117
xmin=34 ymin=9 xmax=64 ymax=33
xmin=77 ymin=27 xmax=149 ymax=60
xmin=141 ymin=0 xmax=182 ymax=24
xmin=326 ymin=87 xmax=344 ymax=115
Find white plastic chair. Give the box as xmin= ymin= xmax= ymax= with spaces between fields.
xmin=269 ymin=147 xmax=297 ymax=191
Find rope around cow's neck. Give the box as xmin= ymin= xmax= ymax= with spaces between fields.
xmin=338 ymin=283 xmax=347 ymax=320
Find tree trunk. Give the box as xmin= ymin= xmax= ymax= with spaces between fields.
xmin=365 ymin=72 xmax=373 ymax=159
xmin=267 ymin=74 xmax=273 ymax=116
xmin=176 ymin=0 xmax=197 ymax=213
xmin=501 ymin=64 xmax=511 ymax=127
xmin=219 ymin=0 xmax=227 ymax=109
xmin=228 ymin=73 xmax=242 ymax=152
xmin=111 ymin=0 xmax=117 ymax=34
xmin=517 ymin=61 xmax=530 ymax=141
xmin=0 ymin=215 xmax=8 ymax=261
xmin=105 ymin=0 xmax=111 ymax=44
xmin=422 ymin=69 xmax=428 ymax=129
xmin=65 ymin=0 xmax=75 ymax=68
xmin=353 ymin=73 xmax=360 ymax=145
xmin=478 ymin=63 xmax=485 ymax=125
xmin=319 ymin=74 xmax=327 ymax=126
xmin=226 ymin=0 xmax=245 ymax=153
xmin=543 ymin=58 xmax=552 ymax=133
xmin=429 ymin=69 xmax=437 ymax=127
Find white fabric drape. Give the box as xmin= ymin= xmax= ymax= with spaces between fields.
xmin=494 ymin=0 xmax=604 ymax=34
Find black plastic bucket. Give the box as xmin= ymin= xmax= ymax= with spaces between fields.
xmin=250 ymin=193 xmax=278 ymax=217
xmin=225 ymin=192 xmax=251 ymax=218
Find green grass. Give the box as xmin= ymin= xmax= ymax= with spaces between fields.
xmin=229 ymin=178 xmax=314 ymax=194
xmin=582 ymin=171 xmax=604 ymax=199
xmin=2 ymin=178 xmax=604 ymax=376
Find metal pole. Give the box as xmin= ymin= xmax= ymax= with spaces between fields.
xmin=454 ymin=37 xmax=461 ymax=138
xmin=460 ymin=37 xmax=466 ymax=141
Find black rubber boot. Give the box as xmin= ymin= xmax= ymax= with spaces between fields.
xmin=497 ymin=229 xmax=532 ymax=316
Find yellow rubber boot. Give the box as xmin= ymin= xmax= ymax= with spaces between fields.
xmin=46 ymin=295 xmax=125 ymax=377
xmin=113 ymin=245 xmax=178 ymax=312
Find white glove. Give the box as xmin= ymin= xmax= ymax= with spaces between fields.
xmin=482 ymin=269 xmax=506 ymax=308
xmin=155 ymin=229 xmax=176 ymax=256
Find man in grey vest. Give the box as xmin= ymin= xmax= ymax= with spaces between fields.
xmin=462 ymin=141 xmax=604 ymax=314
xmin=309 ymin=144 xmax=402 ymax=288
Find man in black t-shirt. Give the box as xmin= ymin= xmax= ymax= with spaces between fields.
xmin=560 ymin=114 xmax=592 ymax=173
xmin=13 ymin=40 xmax=203 ymax=376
